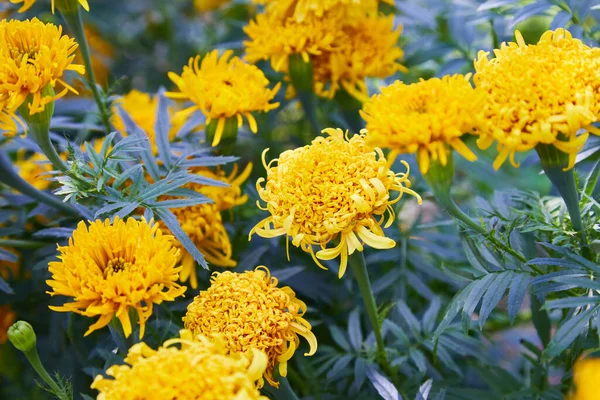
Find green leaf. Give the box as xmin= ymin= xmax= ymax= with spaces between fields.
xmin=365 ymin=364 xmax=400 ymax=400
xmin=543 ymin=297 xmax=600 ymax=310
xmin=507 ymin=273 xmax=531 ymax=323
xmin=433 ymin=281 xmax=476 ymax=339
xmin=479 ymin=271 xmax=512 ymax=329
xmin=154 ymin=90 xmax=172 ymax=170
xmin=328 ymin=325 xmax=351 ymax=351
xmin=0 ymin=275 xmax=14 ymax=294
xmin=584 ymin=159 xmax=600 ymax=197
xmin=531 ymin=294 xmax=551 ymax=348
xmin=543 ymin=305 xmax=600 ymax=359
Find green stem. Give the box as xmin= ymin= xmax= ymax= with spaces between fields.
xmin=0 ymin=151 xmax=79 ymax=216
xmin=108 ymin=317 xmax=130 ymax=354
xmin=335 ymin=89 xmax=364 ymax=133
xmin=60 ymin=9 xmax=112 ymax=134
xmin=0 ymin=239 xmax=49 ymax=249
xmin=297 ymin=90 xmax=320 ymax=136
xmin=348 ymin=251 xmax=392 ymax=375
xmin=23 ymin=348 xmax=70 ymax=400
xmin=28 ymin=123 xmax=69 ymax=173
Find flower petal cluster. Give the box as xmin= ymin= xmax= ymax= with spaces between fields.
xmin=10 ymin=0 xmax=90 ymax=13
xmin=361 ymin=75 xmax=485 ymax=174
xmin=183 ymin=267 xmax=317 ymax=387
xmin=92 ymin=330 xmax=268 ymax=400
xmin=473 ymin=29 xmax=600 ymax=170
xmin=0 ymin=18 xmax=84 ymax=136
xmin=567 ymin=357 xmax=600 ymax=400
xmin=112 ymin=90 xmax=185 ymax=154
xmin=250 ymin=128 xmax=421 ymax=277
xmin=158 ymin=164 xmax=252 ymax=289
xmin=46 ymin=217 xmax=185 ymax=338
xmin=167 ymin=50 xmax=280 ymax=146
xmin=244 ymin=1 xmax=403 ymax=100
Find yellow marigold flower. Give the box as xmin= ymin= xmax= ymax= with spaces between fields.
xmin=194 ymin=0 xmax=230 ymax=12
xmin=92 ymin=330 xmax=268 ymax=400
xmin=473 ymin=29 xmax=600 ymax=170
xmin=10 ymin=0 xmax=90 ymax=13
xmin=159 ymin=164 xmax=252 ymax=289
xmin=244 ymin=9 xmax=404 ymax=100
xmin=46 ymin=217 xmax=185 ymax=338
xmin=250 ymin=128 xmax=421 ymax=277
xmin=0 ymin=18 xmax=84 ymax=135
xmin=183 ymin=267 xmax=317 ymax=388
xmin=312 ymin=14 xmax=404 ymax=100
xmin=14 ymin=151 xmax=54 ymax=191
xmin=253 ymin=0 xmax=392 ymax=21
xmin=361 ymin=75 xmax=485 ymax=174
xmin=0 ymin=305 xmax=16 ymax=344
xmin=567 ymin=357 xmax=600 ymax=400
xmin=167 ymin=50 xmax=280 ymax=147
xmin=111 ymin=90 xmax=185 ymax=153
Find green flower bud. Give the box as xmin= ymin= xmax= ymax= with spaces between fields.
xmin=288 ymin=53 xmax=314 ymax=93
xmin=8 ymin=321 xmax=37 ymax=353
xmin=421 ymin=149 xmax=455 ymax=205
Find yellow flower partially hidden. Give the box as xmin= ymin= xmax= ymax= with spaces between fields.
xmin=194 ymin=0 xmax=230 ymax=12
xmin=0 ymin=18 xmax=84 ymax=136
xmin=361 ymin=75 xmax=485 ymax=174
xmin=158 ymin=164 xmax=252 ymax=289
xmin=244 ymin=5 xmax=404 ymax=100
xmin=183 ymin=267 xmax=317 ymax=388
xmin=112 ymin=90 xmax=185 ymax=154
xmin=14 ymin=151 xmax=56 ymax=191
xmin=567 ymin=357 xmax=600 ymax=400
xmin=46 ymin=217 xmax=185 ymax=338
xmin=10 ymin=0 xmax=90 ymax=13
xmin=250 ymin=128 xmax=421 ymax=278
xmin=92 ymin=330 xmax=268 ymax=400
xmin=253 ymin=0 xmax=393 ymax=21
xmin=0 ymin=305 xmax=16 ymax=344
xmin=167 ymin=50 xmax=280 ymax=147
xmin=474 ymin=29 xmax=600 ymax=170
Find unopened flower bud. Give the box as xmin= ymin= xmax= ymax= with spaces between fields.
xmin=8 ymin=320 xmax=36 ymax=353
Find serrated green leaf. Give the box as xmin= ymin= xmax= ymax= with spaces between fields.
xmin=543 ymin=305 xmax=599 ymax=359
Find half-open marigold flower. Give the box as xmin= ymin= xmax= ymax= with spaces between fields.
xmin=10 ymin=0 xmax=90 ymax=13
xmin=167 ymin=50 xmax=280 ymax=147
xmin=92 ymin=330 xmax=268 ymax=400
xmin=361 ymin=75 xmax=485 ymax=174
xmin=474 ymin=29 xmax=600 ymax=170
xmin=158 ymin=164 xmax=252 ymax=289
xmin=112 ymin=90 xmax=185 ymax=154
xmin=46 ymin=217 xmax=185 ymax=338
xmin=0 ymin=18 xmax=84 ymax=136
xmin=183 ymin=267 xmax=317 ymax=388
xmin=250 ymin=128 xmax=421 ymax=277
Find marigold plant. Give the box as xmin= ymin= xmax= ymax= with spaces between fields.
xmin=250 ymin=128 xmax=421 ymax=277
xmin=183 ymin=267 xmax=317 ymax=387
xmin=46 ymin=217 xmax=185 ymax=338
xmin=474 ymin=29 xmax=600 ymax=170
xmin=361 ymin=74 xmax=485 ymax=174
xmin=92 ymin=330 xmax=268 ymax=400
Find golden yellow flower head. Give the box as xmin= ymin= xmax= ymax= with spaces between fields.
xmin=46 ymin=217 xmax=185 ymax=338
xmin=361 ymin=75 xmax=485 ymax=174
xmin=244 ymin=6 xmax=404 ymax=100
xmin=112 ymin=90 xmax=185 ymax=153
xmin=183 ymin=267 xmax=317 ymax=388
xmin=194 ymin=0 xmax=230 ymax=12
xmin=0 ymin=305 xmax=16 ymax=344
xmin=253 ymin=0 xmax=392 ymax=21
xmin=312 ymin=14 xmax=404 ymax=100
xmin=0 ymin=18 xmax=84 ymax=135
xmin=158 ymin=164 xmax=252 ymax=289
xmin=250 ymin=128 xmax=421 ymax=277
xmin=474 ymin=29 xmax=600 ymax=170
xmin=10 ymin=0 xmax=90 ymax=13
xmin=167 ymin=50 xmax=280 ymax=147
xmin=567 ymin=357 xmax=600 ymax=400
xmin=92 ymin=330 xmax=268 ymax=400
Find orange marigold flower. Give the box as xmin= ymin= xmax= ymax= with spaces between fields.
xmin=250 ymin=128 xmax=421 ymax=277
xmin=474 ymin=29 xmax=600 ymax=170
xmin=183 ymin=267 xmax=317 ymax=388
xmin=92 ymin=330 xmax=268 ymax=400
xmin=167 ymin=50 xmax=280 ymax=147
xmin=46 ymin=217 xmax=185 ymax=338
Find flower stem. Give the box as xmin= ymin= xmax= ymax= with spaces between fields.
xmin=0 ymin=151 xmax=79 ymax=216
xmin=108 ymin=317 xmax=131 ymax=354
xmin=0 ymin=239 xmax=49 ymax=249
xmin=348 ymin=251 xmax=392 ymax=374
xmin=60 ymin=9 xmax=112 ymax=134
xmin=23 ymin=348 xmax=70 ymax=400
xmin=28 ymin=121 xmax=69 ymax=173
